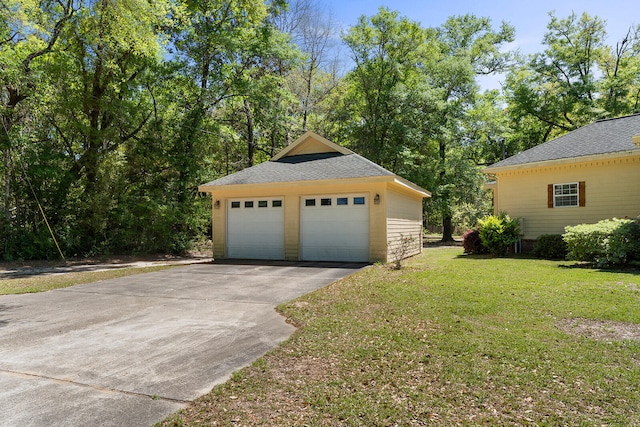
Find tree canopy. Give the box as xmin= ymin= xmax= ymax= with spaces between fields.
xmin=1 ymin=1 xmax=638 ymax=259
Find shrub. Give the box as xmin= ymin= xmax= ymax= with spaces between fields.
xmin=462 ymin=229 xmax=486 ymax=254
xmin=389 ymin=234 xmax=416 ymax=270
xmin=532 ymin=234 xmax=568 ymax=260
xmin=564 ymin=217 xmax=640 ymax=268
xmin=477 ymin=214 xmax=521 ymax=256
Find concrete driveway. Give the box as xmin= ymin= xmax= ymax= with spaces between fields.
xmin=0 ymin=261 xmax=365 ymax=427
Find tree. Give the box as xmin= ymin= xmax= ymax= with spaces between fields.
xmin=172 ymin=0 xmax=299 ymax=168
xmin=337 ymin=9 xmax=513 ymax=242
xmin=341 ymin=7 xmax=431 ymax=171
xmin=37 ymin=0 xmax=175 ymax=254
xmin=424 ymin=15 xmax=514 ymax=241
xmin=230 ymin=13 xmax=301 ymax=166
xmin=1 ymin=0 xmax=76 ymax=258
xmin=504 ymin=12 xmax=640 ymax=147
xmin=274 ymin=0 xmax=341 ymax=136
xmin=461 ymin=90 xmax=512 ymax=166
xmin=599 ymin=25 xmax=640 ymax=116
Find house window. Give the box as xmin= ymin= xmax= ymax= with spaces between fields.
xmin=231 ymin=201 xmax=240 ymax=208
xmin=321 ymin=198 xmax=332 ymax=206
xmin=337 ymin=197 xmax=348 ymax=205
xmin=272 ymin=200 xmax=282 ymax=207
xmin=244 ymin=201 xmax=254 ymax=208
xmin=258 ymin=200 xmax=268 ymax=208
xmin=305 ymin=199 xmax=316 ymax=206
xmin=353 ymin=197 xmax=365 ymax=205
xmin=549 ymin=182 xmax=585 ymax=208
xmin=555 ymin=183 xmax=578 ymax=207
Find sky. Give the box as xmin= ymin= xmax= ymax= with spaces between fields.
xmin=318 ymin=0 xmax=639 ymax=90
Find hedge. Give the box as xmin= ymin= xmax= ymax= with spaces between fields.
xmin=564 ymin=217 xmax=640 ymax=268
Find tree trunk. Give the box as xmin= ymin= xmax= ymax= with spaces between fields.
xmin=442 ymin=214 xmax=454 ymax=242
xmin=439 ymin=139 xmax=455 ymax=242
xmin=4 ymin=148 xmax=10 ymax=225
xmin=302 ymin=61 xmax=315 ymax=132
xmin=270 ymin=131 xmax=277 ymax=157
xmin=285 ymin=128 xmax=291 ymax=146
xmin=244 ymin=100 xmax=255 ymax=167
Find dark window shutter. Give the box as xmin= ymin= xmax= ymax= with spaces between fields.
xmin=547 ymin=184 xmax=554 ymax=208
xmin=579 ymin=181 xmax=586 ymax=207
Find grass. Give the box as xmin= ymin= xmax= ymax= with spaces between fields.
xmin=0 ymin=265 xmax=175 ymax=295
xmin=158 ymin=247 xmax=640 ymax=426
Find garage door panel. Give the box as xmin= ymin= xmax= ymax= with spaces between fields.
xmin=227 ymin=198 xmax=284 ymax=260
xmin=301 ymin=195 xmax=369 ymax=262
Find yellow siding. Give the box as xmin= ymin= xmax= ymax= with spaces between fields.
xmin=493 ymin=155 xmax=640 ymax=239
xmin=208 ymin=180 xmax=390 ymax=262
xmin=271 ymin=131 xmax=351 ymax=160
xmin=285 ymin=137 xmax=337 ymax=156
xmin=369 ymin=183 xmax=389 ymax=262
xmin=386 ymin=188 xmax=423 ymax=260
xmin=212 ymin=199 xmax=226 ymax=258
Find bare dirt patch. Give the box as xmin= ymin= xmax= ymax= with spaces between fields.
xmin=557 ymin=318 xmax=640 ymax=342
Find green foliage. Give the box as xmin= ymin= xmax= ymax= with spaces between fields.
xmin=340 ymin=7 xmax=431 ymax=171
xmin=477 ymin=213 xmax=520 ymax=256
xmin=2 ymin=4 xmax=640 ymax=260
xmin=339 ymin=9 xmax=513 ymax=241
xmin=1 ymin=0 xmax=299 ymax=259
xmin=0 ymin=222 xmax=57 ymax=261
xmin=532 ymin=234 xmax=568 ymax=260
xmin=564 ymin=217 xmax=640 ymax=268
xmin=504 ymin=12 xmax=640 ymax=151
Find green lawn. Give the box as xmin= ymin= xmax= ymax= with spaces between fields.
xmin=162 ymin=247 xmax=638 ymax=425
xmin=0 ymin=265 xmax=175 ymax=295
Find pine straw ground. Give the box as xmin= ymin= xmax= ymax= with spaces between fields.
xmin=158 ymin=248 xmax=640 ymax=426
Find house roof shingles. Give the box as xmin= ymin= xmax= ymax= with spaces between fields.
xmin=486 ymin=114 xmax=640 ymax=170
xmin=201 ymin=152 xmax=395 ymax=187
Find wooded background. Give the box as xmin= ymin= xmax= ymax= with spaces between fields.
xmin=2 ymin=0 xmax=639 ymax=259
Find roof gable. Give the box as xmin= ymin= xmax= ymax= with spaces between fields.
xmin=485 ymin=114 xmax=640 ymax=172
xmin=271 ymin=131 xmax=352 ymax=160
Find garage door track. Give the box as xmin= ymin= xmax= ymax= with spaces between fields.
xmin=0 ymin=261 xmax=364 ymax=427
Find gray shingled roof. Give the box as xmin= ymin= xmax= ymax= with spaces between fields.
xmin=486 ymin=114 xmax=640 ymax=170
xmin=201 ymin=152 xmax=395 ymax=187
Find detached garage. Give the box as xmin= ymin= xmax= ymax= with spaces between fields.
xmin=198 ymin=132 xmax=431 ymax=263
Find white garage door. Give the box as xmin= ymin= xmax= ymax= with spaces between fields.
xmin=300 ymin=194 xmax=369 ymax=262
xmin=227 ymin=198 xmax=284 ymax=260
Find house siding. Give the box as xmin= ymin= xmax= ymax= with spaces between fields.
xmin=369 ymin=183 xmax=389 ymax=262
xmin=386 ymin=188 xmax=423 ymax=260
xmin=492 ymin=154 xmax=640 ymax=239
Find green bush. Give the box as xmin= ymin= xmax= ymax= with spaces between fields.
xmin=477 ymin=214 xmax=521 ymax=256
xmin=564 ymin=217 xmax=640 ymax=268
xmin=532 ymin=234 xmax=568 ymax=260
